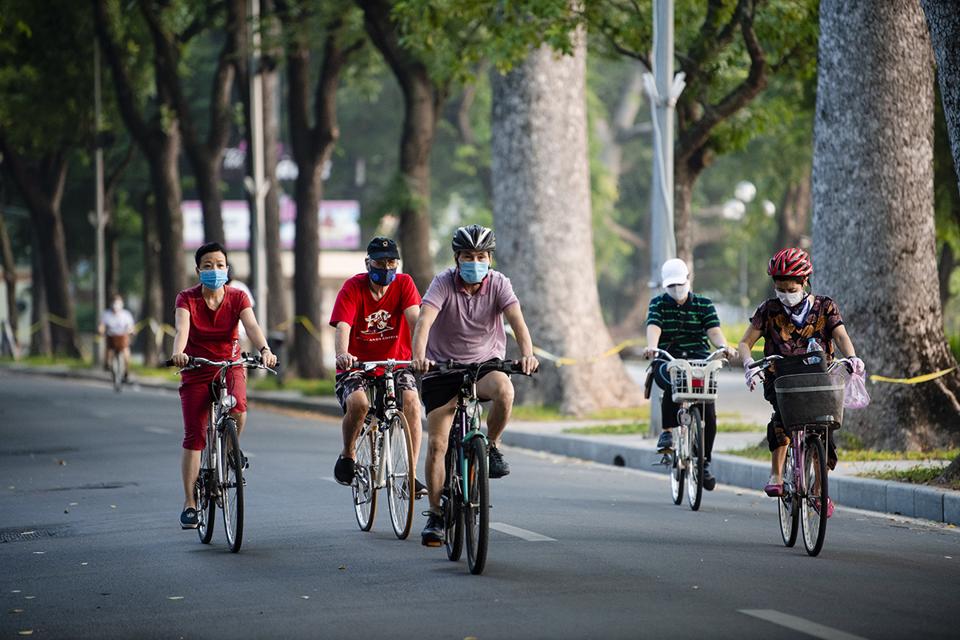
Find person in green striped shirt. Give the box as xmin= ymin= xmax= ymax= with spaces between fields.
xmin=642 ymin=259 xmax=735 ymax=491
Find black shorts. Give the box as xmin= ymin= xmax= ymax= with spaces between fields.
xmin=421 ymin=369 xmax=500 ymax=414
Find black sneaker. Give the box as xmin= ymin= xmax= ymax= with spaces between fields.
xmin=703 ymin=462 xmax=716 ymax=491
xmin=415 ymin=478 xmax=427 ymax=499
xmin=240 ymin=452 xmax=250 ymax=470
xmin=333 ymin=455 xmax=355 ymax=485
xmin=656 ymin=430 xmax=674 ymax=453
xmin=180 ymin=507 xmax=199 ymax=530
xmin=421 ymin=510 xmax=445 ymax=547
xmin=488 ymin=444 xmax=510 ymax=478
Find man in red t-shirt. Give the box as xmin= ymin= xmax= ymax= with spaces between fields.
xmin=328 ymin=237 xmax=423 ymax=492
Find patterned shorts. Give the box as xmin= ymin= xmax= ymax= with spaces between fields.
xmin=334 ymin=368 xmax=418 ymax=412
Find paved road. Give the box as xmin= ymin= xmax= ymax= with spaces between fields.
xmin=1 ymin=373 xmax=957 ymax=639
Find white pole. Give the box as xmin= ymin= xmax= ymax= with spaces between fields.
xmin=649 ymin=0 xmax=677 ymax=289
xmin=94 ymin=39 xmax=106 ymax=366
xmin=248 ymin=0 xmax=268 ymax=332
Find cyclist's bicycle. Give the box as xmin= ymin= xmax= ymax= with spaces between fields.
xmin=349 ymin=360 xmax=417 ymax=540
xmin=431 ymin=359 xmax=533 ymax=575
xmin=748 ymin=353 xmax=851 ymax=557
xmin=166 ymin=353 xmax=277 ymax=552
xmin=649 ymin=348 xmax=727 ymax=511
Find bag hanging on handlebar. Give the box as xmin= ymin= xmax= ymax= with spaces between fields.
xmin=843 ymin=371 xmax=871 ymax=409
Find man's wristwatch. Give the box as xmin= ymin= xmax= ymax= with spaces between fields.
xmin=259 ymin=345 xmax=271 ymax=354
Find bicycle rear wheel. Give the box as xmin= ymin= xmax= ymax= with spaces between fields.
xmin=444 ymin=443 xmax=464 ymax=561
xmin=196 ymin=471 xmax=216 ymax=544
xmin=801 ymin=434 xmax=828 ymax=556
xmin=220 ymin=418 xmax=244 ymax=553
xmin=464 ymin=437 xmax=490 ymax=575
xmin=352 ymin=427 xmax=378 ymax=531
xmin=778 ymin=448 xmax=799 ymax=547
xmin=386 ymin=414 xmax=415 ymax=539
xmin=686 ymin=409 xmax=704 ymax=511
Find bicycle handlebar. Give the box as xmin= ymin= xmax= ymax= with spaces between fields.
xmin=746 ymin=353 xmax=853 ymax=374
xmin=164 ymin=353 xmax=279 ymax=374
xmin=430 ymin=359 xmax=534 ymax=376
xmin=646 ymin=348 xmax=730 ymax=363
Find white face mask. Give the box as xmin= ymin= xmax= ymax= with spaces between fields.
xmin=776 ymin=289 xmax=805 ymax=307
xmin=666 ymin=284 xmax=689 ymax=302
xmin=112 ymin=301 xmax=123 ymax=312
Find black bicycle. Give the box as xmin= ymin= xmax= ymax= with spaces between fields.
xmin=166 ymin=353 xmax=277 ymax=552
xmin=431 ymin=359 xmax=533 ymax=575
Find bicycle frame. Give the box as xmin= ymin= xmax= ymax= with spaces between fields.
xmin=357 ymin=361 xmax=406 ymax=491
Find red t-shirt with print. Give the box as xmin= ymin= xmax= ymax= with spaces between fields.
xmin=175 ymin=284 xmax=252 ymax=382
xmin=329 ymin=273 xmax=421 ymax=368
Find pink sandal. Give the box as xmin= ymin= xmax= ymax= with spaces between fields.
xmin=764 ymin=483 xmax=783 ymax=497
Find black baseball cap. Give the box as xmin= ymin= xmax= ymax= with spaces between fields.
xmin=367 ymin=237 xmax=400 ymax=260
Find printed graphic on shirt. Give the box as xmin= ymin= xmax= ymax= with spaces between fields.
xmin=362 ymin=310 xmax=394 ymax=335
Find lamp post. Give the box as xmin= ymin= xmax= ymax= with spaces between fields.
xmin=94 ymin=39 xmax=106 ymax=367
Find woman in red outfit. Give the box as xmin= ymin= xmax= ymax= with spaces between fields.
xmin=170 ymin=242 xmax=278 ymax=529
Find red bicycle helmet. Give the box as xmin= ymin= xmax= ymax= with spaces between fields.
xmin=768 ymin=248 xmax=812 ymax=278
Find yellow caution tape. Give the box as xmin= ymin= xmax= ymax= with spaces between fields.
xmin=869 ymin=368 xmax=956 ymax=385
xmin=506 ymin=326 xmax=643 ymax=367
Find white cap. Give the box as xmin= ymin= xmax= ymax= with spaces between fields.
xmin=661 ymin=259 xmax=689 ymax=287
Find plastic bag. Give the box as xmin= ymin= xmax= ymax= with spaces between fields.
xmin=844 ymin=371 xmax=871 ymax=409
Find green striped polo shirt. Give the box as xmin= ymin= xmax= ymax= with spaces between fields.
xmin=646 ymin=292 xmax=720 ymax=358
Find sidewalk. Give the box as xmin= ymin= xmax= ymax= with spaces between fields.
xmin=5 ymin=362 xmax=959 ymax=526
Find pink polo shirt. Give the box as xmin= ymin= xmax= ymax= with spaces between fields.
xmin=422 ymin=267 xmax=519 ymax=363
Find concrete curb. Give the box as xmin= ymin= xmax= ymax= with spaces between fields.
xmin=501 ymin=430 xmax=960 ymax=526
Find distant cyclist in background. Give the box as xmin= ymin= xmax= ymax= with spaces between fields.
xmin=643 ymin=259 xmax=735 ymax=491
xmin=98 ymin=293 xmax=135 ymax=382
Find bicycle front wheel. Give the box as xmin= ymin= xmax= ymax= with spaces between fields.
xmin=352 ymin=428 xmax=378 ymax=532
xmin=686 ymin=409 xmax=704 ymax=511
xmin=220 ymin=418 xmax=244 ymax=553
xmin=386 ymin=414 xmax=415 ymax=540
xmin=112 ymin=353 xmax=123 ymax=392
xmin=778 ymin=448 xmax=799 ymax=547
xmin=464 ymin=437 xmax=490 ymax=575
xmin=801 ymin=434 xmax=829 ymax=556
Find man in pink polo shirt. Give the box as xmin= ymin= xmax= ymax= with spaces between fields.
xmin=411 ymin=224 xmax=539 ymax=547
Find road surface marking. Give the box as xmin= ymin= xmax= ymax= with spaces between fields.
xmin=739 ymin=609 xmax=869 ymax=640
xmin=144 ymin=427 xmax=172 ymax=435
xmin=490 ymin=522 xmax=556 ymax=542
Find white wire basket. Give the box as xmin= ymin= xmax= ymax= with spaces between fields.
xmin=667 ymin=359 xmax=724 ymax=403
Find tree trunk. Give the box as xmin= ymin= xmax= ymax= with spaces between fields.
xmin=674 ymin=151 xmax=708 ymax=267
xmin=95 ymin=0 xmax=185 ymax=353
xmin=813 ymin=0 xmax=960 ymax=449
xmin=922 ymin=0 xmax=960 ymax=192
xmin=262 ymin=1 xmax=288 ymax=335
xmin=358 ymin=0 xmax=441 ymax=292
xmin=0 ymin=142 xmax=81 ymax=357
xmin=491 ymin=34 xmax=641 ymax=415
xmin=775 ymin=169 xmax=812 ymax=250
xmin=938 ymin=243 xmax=955 ymax=307
xmin=29 ymin=229 xmax=51 ymax=357
xmin=139 ymin=192 xmax=162 ymax=367
xmin=292 ymin=156 xmax=325 ymax=378
xmin=139 ymin=0 xmax=244 ymax=246
xmin=149 ymin=129 xmax=186 ymax=350
xmin=0 ymin=210 xmax=19 ymax=340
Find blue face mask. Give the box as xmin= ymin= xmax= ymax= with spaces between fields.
xmin=368 ymin=266 xmax=397 ymax=286
xmin=459 ymin=260 xmax=489 ymax=284
xmin=199 ymin=269 xmax=228 ymax=290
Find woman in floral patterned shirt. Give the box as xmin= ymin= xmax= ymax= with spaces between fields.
xmin=737 ymin=248 xmax=864 ymax=518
